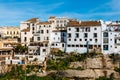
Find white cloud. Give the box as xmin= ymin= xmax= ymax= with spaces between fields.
xmin=0 ymin=1 xmax=64 ymax=26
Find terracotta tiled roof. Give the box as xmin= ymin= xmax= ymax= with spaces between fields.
xmin=37 ymin=22 xmax=51 ymax=25
xmin=67 ymin=21 xmax=101 ymax=27
xmin=21 ymin=28 xmax=30 ymax=32
xmin=26 ymin=18 xmax=39 ymax=23
xmin=107 ymin=24 xmax=120 ymax=27
xmin=49 ymin=16 xmax=56 ymax=19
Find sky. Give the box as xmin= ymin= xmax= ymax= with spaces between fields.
xmin=0 ymin=0 xmax=120 ymax=26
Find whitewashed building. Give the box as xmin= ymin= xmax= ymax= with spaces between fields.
xmin=20 ymin=18 xmax=39 ymax=46
xmin=48 ymin=16 xmax=70 ymax=30
xmin=50 ymin=30 xmax=67 ymax=51
xmin=66 ymin=20 xmax=103 ymax=53
xmin=102 ymin=21 xmax=120 ymax=54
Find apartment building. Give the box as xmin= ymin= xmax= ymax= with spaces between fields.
xmin=0 ymin=27 xmax=20 ymax=65
xmin=18 ymin=16 xmax=120 ymax=64
xmin=28 ymin=21 xmax=52 ymax=61
xmin=20 ymin=18 xmax=39 ymax=46
xmin=48 ymin=16 xmax=69 ymax=30
xmin=66 ymin=20 xmax=103 ymax=53
xmin=102 ymin=21 xmax=120 ymax=54
xmin=50 ymin=30 xmax=67 ymax=52
xmin=0 ymin=27 xmax=20 ymax=39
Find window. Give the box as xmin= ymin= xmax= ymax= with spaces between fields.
xmin=56 ymin=44 xmax=57 ymax=46
xmin=103 ymin=32 xmax=108 ymax=37
xmin=90 ymin=39 xmax=92 ymax=41
xmin=76 ymin=28 xmax=79 ymax=32
xmin=64 ymin=24 xmax=66 ymax=26
xmin=84 ymin=33 xmax=88 ymax=38
xmin=68 ymin=28 xmax=71 ymax=31
xmin=74 ymin=39 xmax=77 ymax=41
xmin=85 ymin=27 xmax=90 ymax=32
xmin=94 ymin=28 xmax=97 ymax=30
xmin=55 ymin=33 xmax=57 ymax=35
xmin=47 ymin=37 xmax=49 ymax=40
xmin=32 ymin=27 xmax=34 ymax=30
xmin=52 ymin=44 xmax=54 ymax=46
xmin=17 ymin=31 xmax=19 ymax=34
xmin=69 ymin=39 xmax=71 ymax=41
xmin=84 ymin=45 xmax=87 ymax=47
xmin=79 ymin=39 xmax=82 ymax=41
xmin=75 ymin=33 xmax=79 ymax=38
xmin=85 ymin=39 xmax=87 ymax=41
xmin=94 ymin=45 xmax=97 ymax=47
xmin=27 ymin=23 xmax=30 ymax=27
xmin=44 ymin=25 xmax=45 ymax=27
xmin=80 ymin=45 xmax=83 ymax=47
xmin=95 ymin=39 xmax=98 ymax=42
xmin=103 ymin=45 xmax=108 ymax=50
xmin=62 ymin=44 xmax=64 ymax=47
xmin=103 ymin=38 xmax=108 ymax=43
xmin=76 ymin=45 xmax=79 ymax=47
xmin=25 ymin=32 xmax=27 ymax=34
xmin=43 ymin=49 xmax=46 ymax=52
xmin=24 ymin=37 xmax=27 ymax=41
xmin=115 ymin=39 xmax=117 ymax=44
xmin=47 ymin=30 xmax=49 ymax=33
xmin=68 ymin=45 xmax=71 ymax=47
xmin=41 ymin=30 xmax=44 ymax=34
xmin=39 ymin=26 xmax=41 ymax=29
xmin=94 ymin=33 xmax=97 ymax=37
xmin=98 ymin=45 xmax=101 ymax=47
xmin=68 ymin=33 xmax=71 ymax=38
xmin=37 ymin=37 xmax=40 ymax=41
xmin=72 ymin=45 xmax=75 ymax=47
xmin=45 ymin=44 xmax=48 ymax=47
xmin=32 ymin=24 xmax=34 ymax=26
xmin=14 ymin=31 xmax=15 ymax=34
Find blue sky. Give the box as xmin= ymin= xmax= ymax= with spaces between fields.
xmin=0 ymin=0 xmax=120 ymax=26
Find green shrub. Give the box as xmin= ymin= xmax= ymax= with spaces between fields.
xmin=114 ymin=67 xmax=120 ymax=73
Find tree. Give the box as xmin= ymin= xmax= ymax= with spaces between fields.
xmin=14 ymin=44 xmax=28 ymax=54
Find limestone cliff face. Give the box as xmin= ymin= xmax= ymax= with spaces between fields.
xmin=67 ymin=55 xmax=120 ymax=79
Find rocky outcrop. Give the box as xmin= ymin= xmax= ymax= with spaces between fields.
xmin=68 ymin=55 xmax=120 ymax=79
xmin=60 ymin=69 xmax=104 ymax=78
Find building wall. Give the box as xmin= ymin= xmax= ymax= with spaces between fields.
xmin=48 ymin=17 xmax=69 ymax=30
xmin=66 ymin=26 xmax=102 ymax=53
xmin=0 ymin=27 xmax=20 ymax=38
